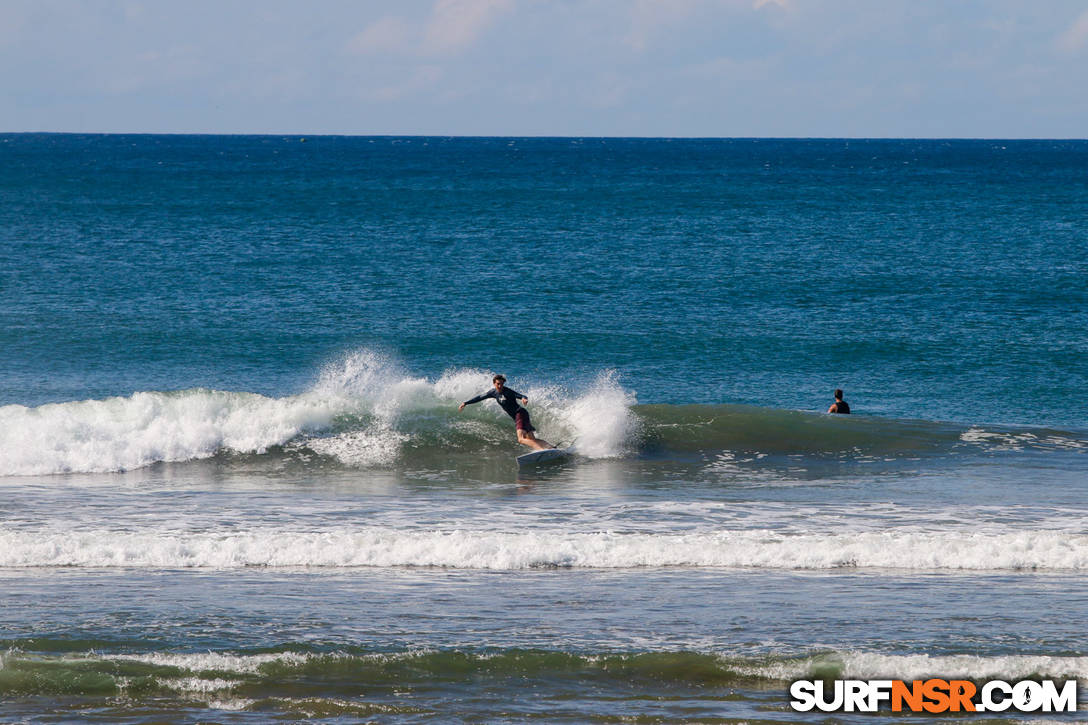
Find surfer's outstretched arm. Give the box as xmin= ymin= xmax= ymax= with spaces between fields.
xmin=459 ymin=390 xmax=495 ymax=411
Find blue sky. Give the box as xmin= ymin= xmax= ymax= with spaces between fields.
xmin=3 ymin=0 xmax=1087 ymax=137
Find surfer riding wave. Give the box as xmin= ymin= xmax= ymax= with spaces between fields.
xmin=458 ymin=375 xmax=555 ymax=451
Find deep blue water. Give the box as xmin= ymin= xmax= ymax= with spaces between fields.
xmin=2 ymin=135 xmax=1086 ymax=423
xmin=1 ymin=135 xmax=1086 ymax=722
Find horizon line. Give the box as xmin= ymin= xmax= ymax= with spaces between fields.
xmin=3 ymin=131 xmax=1088 ymax=142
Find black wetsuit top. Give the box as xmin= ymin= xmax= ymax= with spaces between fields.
xmin=832 ymin=400 xmax=851 ymax=414
xmin=463 ymin=388 xmax=525 ymax=419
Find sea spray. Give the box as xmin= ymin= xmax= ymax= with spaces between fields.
xmin=552 ymin=370 xmax=638 ymax=458
xmin=306 ymin=350 xmax=426 ymax=466
xmin=0 ymin=351 xmax=643 ymax=475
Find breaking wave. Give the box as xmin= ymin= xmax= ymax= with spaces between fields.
xmin=0 ymin=350 xmax=636 ymax=475
xmin=0 ymin=646 xmax=1084 ymax=700
xmin=1 ymin=349 xmax=1084 ymax=476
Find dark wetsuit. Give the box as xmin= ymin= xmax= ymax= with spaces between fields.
xmin=831 ymin=399 xmax=851 ymax=414
xmin=463 ymin=388 xmax=535 ymax=431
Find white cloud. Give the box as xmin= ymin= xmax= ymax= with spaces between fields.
xmin=624 ymin=0 xmax=703 ymax=51
xmin=1056 ymin=8 xmax=1088 ymax=53
xmin=623 ymin=0 xmax=783 ymax=52
xmin=346 ymin=0 xmax=512 ymax=57
xmin=422 ymin=0 xmax=513 ymax=54
xmin=347 ymin=16 xmax=414 ymax=55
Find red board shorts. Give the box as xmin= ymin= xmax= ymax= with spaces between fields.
xmin=514 ymin=409 xmax=535 ymax=433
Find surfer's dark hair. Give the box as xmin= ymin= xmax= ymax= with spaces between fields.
xmin=835 ymin=389 xmax=844 ymax=399
xmin=493 ymin=374 xmax=506 ymax=383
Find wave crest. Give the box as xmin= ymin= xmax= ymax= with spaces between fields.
xmin=4 ymin=350 xmax=1084 ymax=476
xmin=0 ymin=389 xmax=338 ymax=476
xmin=2 ymin=648 xmax=1084 ymax=697
xmin=0 ymin=351 xmax=637 ymax=475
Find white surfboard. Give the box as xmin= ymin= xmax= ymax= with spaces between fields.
xmin=516 ymin=446 xmax=575 ymax=467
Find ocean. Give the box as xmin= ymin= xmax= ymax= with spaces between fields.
xmin=1 ymin=134 xmax=1086 ymax=722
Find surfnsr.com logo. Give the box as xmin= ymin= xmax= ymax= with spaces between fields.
xmin=790 ymin=679 xmax=1078 ymax=713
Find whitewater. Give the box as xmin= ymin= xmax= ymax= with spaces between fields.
xmin=0 ymin=351 xmax=637 ymax=475
xmin=2 ymin=527 xmax=1086 ymax=571
xmin=4 ymin=349 xmax=1085 ymax=477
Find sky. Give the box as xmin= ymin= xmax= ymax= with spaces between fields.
xmin=2 ymin=0 xmax=1088 ymax=137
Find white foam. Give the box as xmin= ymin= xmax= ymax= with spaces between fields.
xmin=0 ymin=389 xmax=340 ymax=476
xmin=105 ymin=651 xmax=312 ymax=673
xmin=160 ymin=677 xmax=241 ymax=694
xmin=79 ymin=649 xmax=1088 ymax=686
xmin=207 ymin=698 xmax=256 ymax=711
xmin=432 ymin=366 xmax=498 ymax=404
xmin=302 ymin=351 xmax=442 ymax=467
xmin=740 ymin=652 xmax=1088 ymax=682
xmin=2 ymin=527 xmax=1084 ymax=571
xmin=0 ymin=350 xmax=640 ymax=474
xmin=552 ymin=370 xmax=637 ymax=458
xmin=313 ymin=350 xmax=436 ymax=417
xmin=961 ymin=427 xmax=1088 ymax=451
xmin=305 ymin=427 xmax=409 ymax=467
